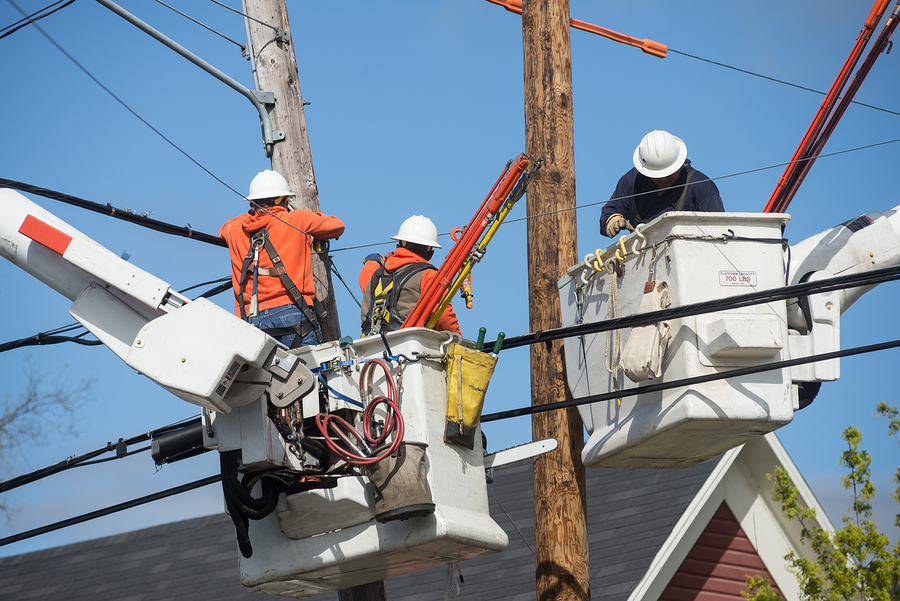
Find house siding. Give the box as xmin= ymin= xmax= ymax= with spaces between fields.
xmin=659 ymin=502 xmax=784 ymax=601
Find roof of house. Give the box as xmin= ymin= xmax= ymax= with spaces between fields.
xmin=0 ymin=455 xmax=716 ymax=601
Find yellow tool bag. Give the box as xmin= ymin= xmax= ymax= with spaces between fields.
xmin=444 ymin=343 xmax=497 ymax=449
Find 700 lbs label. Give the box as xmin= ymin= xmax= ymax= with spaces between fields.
xmin=719 ymin=270 xmax=757 ymax=286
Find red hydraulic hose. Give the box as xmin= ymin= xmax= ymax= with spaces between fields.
xmin=402 ymin=154 xmax=531 ymax=328
xmin=764 ymin=0 xmax=889 ymax=214
xmin=314 ymin=359 xmax=404 ymax=466
xmin=779 ymin=2 xmax=900 ymax=210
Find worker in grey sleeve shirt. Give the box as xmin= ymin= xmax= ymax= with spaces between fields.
xmin=600 ymin=130 xmax=724 ymax=237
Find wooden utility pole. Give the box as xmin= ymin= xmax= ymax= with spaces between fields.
xmin=242 ymin=0 xmax=341 ymax=342
xmin=242 ymin=3 xmax=384 ymax=600
xmin=521 ymin=1 xmax=590 ymax=600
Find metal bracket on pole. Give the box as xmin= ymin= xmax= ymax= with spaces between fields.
xmin=273 ymin=28 xmax=290 ymax=45
xmin=94 ymin=0 xmax=285 ymax=158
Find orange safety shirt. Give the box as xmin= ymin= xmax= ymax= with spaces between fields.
xmin=358 ymin=247 xmax=461 ymax=335
xmin=220 ymin=205 xmax=345 ymax=317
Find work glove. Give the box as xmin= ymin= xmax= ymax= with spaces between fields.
xmin=363 ymin=253 xmax=384 ymax=265
xmin=604 ymin=213 xmax=630 ymax=237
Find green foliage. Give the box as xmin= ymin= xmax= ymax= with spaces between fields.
xmin=742 ymin=574 xmax=783 ymax=601
xmin=744 ymin=404 xmax=900 ymax=600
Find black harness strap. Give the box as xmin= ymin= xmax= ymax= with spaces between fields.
xmin=363 ymin=262 xmax=436 ymax=336
xmin=237 ymin=228 xmax=324 ymax=345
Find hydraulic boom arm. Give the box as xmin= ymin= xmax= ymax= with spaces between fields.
xmin=0 ymin=189 xmax=314 ymax=414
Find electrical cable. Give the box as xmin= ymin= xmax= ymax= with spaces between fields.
xmin=503 ymin=137 xmax=900 ymax=226
xmin=483 ymin=262 xmax=900 ymax=353
xmin=481 ymin=336 xmax=900 ymax=423
xmin=178 ymin=276 xmax=231 ymax=294
xmin=8 ymin=335 xmax=899 ymax=546
xmin=0 ymin=416 xmax=201 ymax=493
xmin=3 ymin=2 xmax=250 ymax=202
xmin=153 ymin=0 xmax=247 ymax=51
xmin=0 ymin=272 xmax=232 ymax=354
xmin=6 ymin=134 xmax=900 ymax=258
xmin=208 ymin=0 xmax=281 ymax=33
xmin=0 ymin=328 xmax=102 ymax=353
xmin=0 ymin=475 xmax=222 ymax=548
xmin=0 ymin=0 xmax=74 ymax=41
xmin=75 ymin=445 xmax=152 ymax=466
xmin=0 ymin=178 xmax=227 ymax=247
xmin=331 ymin=261 xmax=362 ymax=308
xmin=668 ymin=48 xmax=900 ymax=119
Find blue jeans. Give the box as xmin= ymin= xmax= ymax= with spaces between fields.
xmin=249 ymin=304 xmax=319 ymax=348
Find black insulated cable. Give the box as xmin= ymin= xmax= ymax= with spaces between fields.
xmin=219 ymin=450 xmax=284 ymax=558
xmin=0 ymin=417 xmax=201 ymax=493
xmin=0 ymin=178 xmax=226 ymax=247
xmin=0 ymin=475 xmax=222 ymax=548
xmin=481 ymin=337 xmax=900 ymax=423
xmin=0 ymin=0 xmax=75 ymax=41
xmin=483 ymin=262 xmax=900 ymax=352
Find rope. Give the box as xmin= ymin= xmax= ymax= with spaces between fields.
xmin=603 ymin=258 xmax=622 ymax=392
xmin=443 ymin=562 xmax=463 ymax=600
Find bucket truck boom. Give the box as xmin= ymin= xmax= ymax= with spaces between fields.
xmin=0 ymin=188 xmax=314 ymax=414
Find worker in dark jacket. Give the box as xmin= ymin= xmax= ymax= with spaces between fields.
xmin=600 ymin=130 xmax=723 ymax=237
xmin=359 ymin=215 xmax=460 ymax=336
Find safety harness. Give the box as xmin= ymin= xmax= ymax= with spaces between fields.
xmin=362 ymin=262 xmax=436 ymax=336
xmin=237 ymin=227 xmax=324 ymax=346
xmin=632 ymin=167 xmax=697 ymax=226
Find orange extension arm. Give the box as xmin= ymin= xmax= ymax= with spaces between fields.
xmin=764 ymin=0 xmax=890 ymax=214
xmin=402 ymin=155 xmax=531 ymax=329
xmin=485 ymin=0 xmax=667 ymax=59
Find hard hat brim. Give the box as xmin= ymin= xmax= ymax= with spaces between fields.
xmin=632 ymin=137 xmax=687 ymax=179
xmin=246 ymin=192 xmax=296 ymax=201
xmin=391 ymin=234 xmax=442 ymax=249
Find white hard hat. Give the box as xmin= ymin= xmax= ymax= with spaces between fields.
xmin=247 ymin=169 xmax=294 ymax=201
xmin=391 ymin=215 xmax=441 ymax=248
xmin=632 ymin=130 xmax=687 ymax=178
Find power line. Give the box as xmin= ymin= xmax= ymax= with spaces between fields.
xmin=6 ymin=333 xmax=900 ymax=545
xmin=482 ymin=336 xmax=900 ymax=423
xmin=0 ymin=277 xmax=232 ymax=355
xmin=0 ymin=416 xmax=201 ymax=494
xmin=503 ymin=136 xmax=900 ymax=225
xmin=4 ymin=1 xmax=249 ymax=201
xmin=484 ymin=262 xmax=900 ymax=352
xmin=153 ymin=0 xmax=247 ymax=52
xmin=0 ymin=178 xmax=226 ymax=246
xmin=7 ymin=132 xmax=900 ymax=257
xmin=0 ymin=475 xmax=222 ymax=548
xmin=0 ymin=326 xmax=102 ymax=353
xmin=669 ymin=48 xmax=900 ymax=118
xmin=0 ymin=0 xmax=74 ymax=41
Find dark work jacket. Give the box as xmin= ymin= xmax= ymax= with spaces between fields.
xmin=599 ymin=161 xmax=723 ymax=236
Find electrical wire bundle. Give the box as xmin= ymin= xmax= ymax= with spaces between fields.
xmin=314 ymin=359 xmax=404 ymax=466
xmin=220 ymin=450 xmax=285 ymax=558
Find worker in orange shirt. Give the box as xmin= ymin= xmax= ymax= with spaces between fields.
xmin=220 ymin=169 xmax=345 ymax=348
xmin=359 ymin=215 xmax=460 ymax=336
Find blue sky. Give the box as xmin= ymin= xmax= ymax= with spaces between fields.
xmin=2 ymin=0 xmax=900 ymax=559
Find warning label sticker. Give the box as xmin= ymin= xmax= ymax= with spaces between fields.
xmin=719 ymin=270 xmax=757 ymax=286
